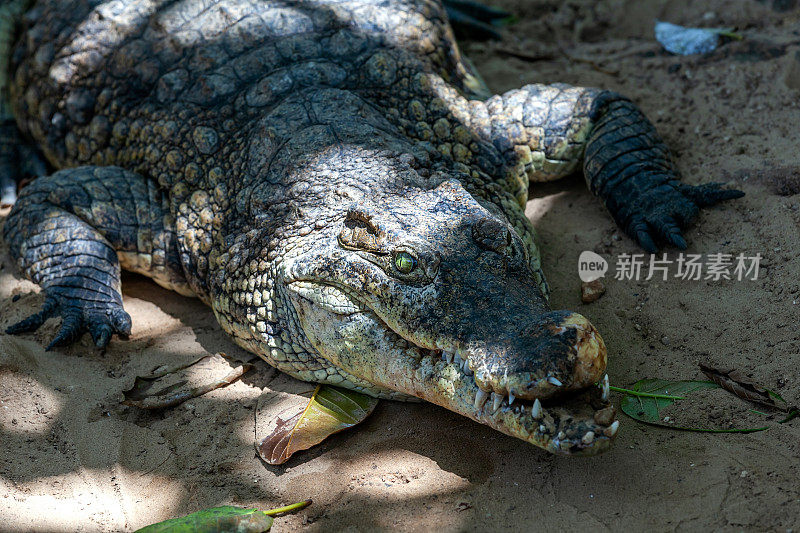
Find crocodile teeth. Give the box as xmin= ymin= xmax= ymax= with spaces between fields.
xmin=601 ymin=374 xmax=610 ymax=402
xmin=531 ymin=398 xmax=542 ymax=419
xmin=606 ymin=420 xmax=620 ymax=437
xmin=508 ymin=393 xmax=515 ymax=405
xmin=474 ymin=389 xmax=489 ymax=409
xmin=444 ymin=351 xmax=454 ymax=364
xmin=547 ymin=376 xmax=563 ymax=387
xmin=491 ymin=392 xmax=502 ymax=413
xmin=582 ymin=431 xmax=595 ymax=445
xmin=462 ymin=360 xmax=473 ymax=376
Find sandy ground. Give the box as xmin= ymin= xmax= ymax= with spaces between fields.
xmin=2 ymin=0 xmax=800 ymax=531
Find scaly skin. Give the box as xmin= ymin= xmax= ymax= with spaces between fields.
xmin=1 ymin=0 xmax=742 ymax=455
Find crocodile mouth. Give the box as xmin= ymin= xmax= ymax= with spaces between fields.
xmin=401 ymin=345 xmax=618 ymax=456
xmin=288 ymin=280 xmax=619 ymax=456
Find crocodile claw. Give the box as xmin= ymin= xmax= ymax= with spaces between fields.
xmin=7 ymin=292 xmax=131 ymax=350
xmin=622 ymin=181 xmax=743 ymax=253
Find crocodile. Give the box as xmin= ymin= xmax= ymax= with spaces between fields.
xmin=0 ymin=0 xmax=743 ymax=456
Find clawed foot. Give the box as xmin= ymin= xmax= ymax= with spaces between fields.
xmin=6 ymin=290 xmax=131 ymax=350
xmin=0 ymin=119 xmax=48 ymax=206
xmin=443 ymin=0 xmax=511 ymax=40
xmin=616 ymin=180 xmax=744 ymax=253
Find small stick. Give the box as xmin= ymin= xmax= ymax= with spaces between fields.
xmin=494 ymin=46 xmax=557 ymax=62
xmin=609 ymin=385 xmax=685 ymax=400
xmin=264 ymin=499 xmax=313 ymax=516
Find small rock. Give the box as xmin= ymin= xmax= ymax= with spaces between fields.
xmin=594 ymin=406 xmax=616 ymax=426
xmin=661 ymin=335 xmax=670 ymax=346
xmin=581 ymin=279 xmax=606 ymax=303
xmin=655 ymin=21 xmax=733 ymax=56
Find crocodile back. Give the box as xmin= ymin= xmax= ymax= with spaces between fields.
xmin=10 ymin=0 xmax=475 ymax=175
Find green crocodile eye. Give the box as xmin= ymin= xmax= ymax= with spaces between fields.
xmin=394 ymin=251 xmax=417 ymax=274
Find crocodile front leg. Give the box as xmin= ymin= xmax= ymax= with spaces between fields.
xmin=582 ymin=91 xmax=743 ymax=251
xmin=475 ymin=83 xmax=743 ymax=251
xmin=2 ymin=166 xmax=191 ymax=349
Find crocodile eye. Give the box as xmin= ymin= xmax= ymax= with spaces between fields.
xmin=394 ymin=251 xmax=417 ymax=274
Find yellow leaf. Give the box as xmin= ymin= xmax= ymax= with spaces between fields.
xmin=257 ymin=385 xmax=378 ymax=464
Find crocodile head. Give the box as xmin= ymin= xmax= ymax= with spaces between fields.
xmin=282 ymin=168 xmax=618 ymax=456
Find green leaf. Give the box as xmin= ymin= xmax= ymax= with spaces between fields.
xmin=714 ymin=28 xmax=743 ymax=40
xmin=620 ymin=379 xmax=768 ymax=433
xmin=780 ymin=409 xmax=799 ymax=424
xmin=257 ymin=385 xmax=379 ymax=464
xmin=498 ymin=14 xmax=519 ymax=26
xmin=133 ymin=506 xmax=273 ymax=533
xmin=133 ymin=501 xmax=312 ymax=532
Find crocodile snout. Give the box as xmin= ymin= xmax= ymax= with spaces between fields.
xmin=463 ymin=311 xmax=607 ymax=401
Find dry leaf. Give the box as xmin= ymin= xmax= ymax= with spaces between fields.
xmin=257 ymin=385 xmax=378 ymax=465
xmin=699 ymin=363 xmax=785 ymax=411
xmin=123 ymin=353 xmax=253 ymax=409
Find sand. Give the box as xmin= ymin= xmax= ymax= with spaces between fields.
xmin=1 ymin=0 xmax=800 ymax=530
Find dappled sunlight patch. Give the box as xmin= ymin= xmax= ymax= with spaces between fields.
xmin=312 ymin=448 xmax=471 ymax=500
xmin=120 ymin=297 xmax=191 ymax=342
xmin=525 ymin=190 xmax=571 ymax=225
xmin=276 ymin=448 xmax=473 ymax=530
xmin=2 ymin=467 xmax=185 ymax=532
xmin=0 ymin=274 xmax=39 ymax=307
xmin=0 ymin=367 xmax=62 ymax=436
xmin=345 ymin=449 xmax=470 ymax=495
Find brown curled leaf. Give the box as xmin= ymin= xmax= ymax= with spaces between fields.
xmin=123 ymin=352 xmax=253 ymax=409
xmin=257 ymin=385 xmax=378 ymax=465
xmin=699 ymin=363 xmax=785 ymax=412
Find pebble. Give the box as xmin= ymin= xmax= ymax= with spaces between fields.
xmin=581 ymin=279 xmax=606 ymax=303
xmin=594 ymin=406 xmax=616 ymax=426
